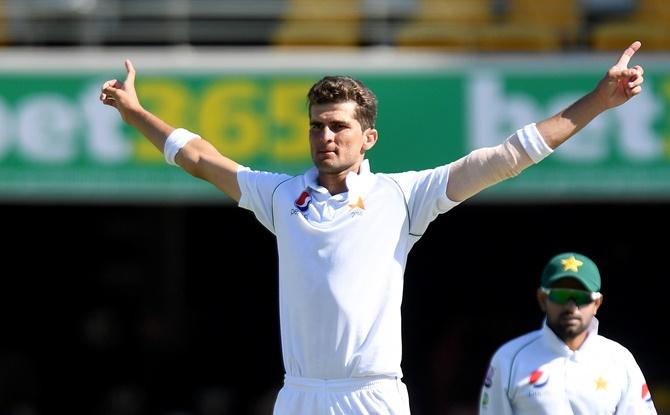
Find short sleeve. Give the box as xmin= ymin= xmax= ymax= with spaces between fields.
xmin=479 ymin=354 xmax=514 ymax=415
xmin=237 ymin=166 xmax=293 ymax=234
xmin=615 ymin=348 xmax=658 ymax=414
xmin=386 ymin=164 xmax=460 ymax=237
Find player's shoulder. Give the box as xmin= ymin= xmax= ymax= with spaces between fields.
xmin=374 ymin=171 xmax=414 ymax=197
xmin=383 ymin=164 xmax=450 ymax=181
xmin=382 ymin=165 xmax=450 ymax=193
xmin=238 ymin=167 xmax=295 ymax=185
xmin=491 ymin=329 xmax=543 ymax=362
xmin=592 ymin=333 xmax=638 ymax=362
xmin=262 ymin=171 xmax=308 ymax=194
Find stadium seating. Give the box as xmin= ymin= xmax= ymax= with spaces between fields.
xmin=272 ymin=0 xmax=362 ymax=47
xmin=395 ymin=0 xmax=492 ymax=50
xmin=0 ymin=0 xmax=6 ymax=45
xmin=477 ymin=0 xmax=582 ymax=51
xmin=395 ymin=0 xmax=583 ymax=52
xmin=590 ymin=0 xmax=670 ymax=51
xmin=0 ymin=0 xmax=667 ymax=52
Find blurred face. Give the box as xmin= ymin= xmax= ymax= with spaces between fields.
xmin=538 ymin=277 xmax=603 ymax=346
xmin=309 ymin=101 xmax=377 ymax=177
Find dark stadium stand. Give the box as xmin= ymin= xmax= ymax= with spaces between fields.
xmin=0 ymin=0 xmax=660 ymax=51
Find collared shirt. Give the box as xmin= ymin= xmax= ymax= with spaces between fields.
xmin=479 ymin=318 xmax=657 ymax=415
xmin=237 ymin=160 xmax=459 ymax=379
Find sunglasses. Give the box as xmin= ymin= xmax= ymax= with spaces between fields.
xmin=541 ymin=287 xmax=602 ymax=306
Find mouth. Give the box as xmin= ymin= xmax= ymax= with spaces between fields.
xmin=560 ymin=315 xmax=581 ymax=325
xmin=317 ymin=149 xmax=337 ymax=157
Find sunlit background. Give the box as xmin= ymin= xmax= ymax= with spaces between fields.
xmin=0 ymin=1 xmax=669 ymax=414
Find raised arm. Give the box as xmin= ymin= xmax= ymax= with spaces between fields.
xmin=537 ymin=41 xmax=643 ymax=148
xmin=100 ymin=60 xmax=242 ymax=201
xmin=447 ymin=41 xmax=644 ymax=202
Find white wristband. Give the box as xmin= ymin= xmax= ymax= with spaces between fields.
xmin=516 ymin=123 xmax=553 ymax=164
xmin=164 ymin=128 xmax=201 ymax=166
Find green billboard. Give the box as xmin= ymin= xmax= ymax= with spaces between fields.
xmin=1 ymin=53 xmax=668 ymax=202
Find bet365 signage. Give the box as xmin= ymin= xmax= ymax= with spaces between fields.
xmin=0 ymin=57 xmax=668 ymax=201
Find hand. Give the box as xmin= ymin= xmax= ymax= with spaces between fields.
xmin=594 ymin=41 xmax=644 ymax=110
xmin=99 ymin=59 xmax=142 ymax=122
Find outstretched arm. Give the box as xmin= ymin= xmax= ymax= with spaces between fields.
xmin=447 ymin=41 xmax=644 ymax=202
xmin=100 ymin=60 xmax=242 ymax=201
xmin=537 ymin=41 xmax=643 ymax=148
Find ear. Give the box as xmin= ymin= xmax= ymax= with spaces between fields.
xmin=362 ymin=128 xmax=378 ymax=151
xmin=536 ymin=288 xmax=547 ymax=312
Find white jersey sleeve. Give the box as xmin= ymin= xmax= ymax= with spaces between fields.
xmin=479 ymin=357 xmax=514 ymax=415
xmin=615 ymin=348 xmax=658 ymax=414
xmin=386 ymin=164 xmax=460 ymax=238
xmin=236 ymin=166 xmax=293 ymax=234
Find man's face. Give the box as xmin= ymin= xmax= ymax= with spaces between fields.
xmin=540 ymin=277 xmax=602 ymax=342
xmin=309 ymin=101 xmax=376 ymax=176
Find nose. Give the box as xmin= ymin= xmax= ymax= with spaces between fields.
xmin=312 ymin=126 xmax=335 ymax=142
xmin=564 ymin=299 xmax=579 ymax=311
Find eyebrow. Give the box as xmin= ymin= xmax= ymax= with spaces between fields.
xmin=310 ymin=120 xmax=350 ymax=127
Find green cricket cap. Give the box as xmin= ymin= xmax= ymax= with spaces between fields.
xmin=540 ymin=252 xmax=601 ymax=292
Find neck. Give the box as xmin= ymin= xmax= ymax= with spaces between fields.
xmin=548 ymin=324 xmax=589 ymax=351
xmin=318 ymin=171 xmax=351 ymax=195
xmin=317 ymin=160 xmax=364 ymax=195
xmin=563 ymin=331 xmax=589 ymax=351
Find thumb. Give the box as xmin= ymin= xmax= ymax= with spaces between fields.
xmin=124 ymin=59 xmax=136 ymax=85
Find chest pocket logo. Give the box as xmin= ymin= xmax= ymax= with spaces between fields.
xmin=295 ymin=191 xmax=311 ymax=212
xmin=347 ymin=196 xmax=366 ymax=217
xmin=529 ymin=370 xmax=549 ymax=388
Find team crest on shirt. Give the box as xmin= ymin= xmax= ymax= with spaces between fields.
xmin=642 ymin=384 xmax=652 ymax=402
xmin=480 ymin=391 xmax=490 ymax=408
xmin=529 ymin=369 xmax=549 ymax=388
xmin=483 ymin=365 xmax=495 ymax=388
xmin=290 ymin=191 xmax=311 ymax=218
xmin=594 ymin=376 xmax=608 ymax=391
xmin=294 ymin=191 xmax=311 ymax=212
xmin=347 ymin=194 xmax=366 ymax=217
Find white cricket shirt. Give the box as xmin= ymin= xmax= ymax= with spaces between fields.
xmin=237 ymin=160 xmax=459 ymax=379
xmin=479 ymin=318 xmax=658 ymax=415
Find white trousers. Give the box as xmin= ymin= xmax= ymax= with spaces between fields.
xmin=273 ymin=375 xmax=411 ymax=415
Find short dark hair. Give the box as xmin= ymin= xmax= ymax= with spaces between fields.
xmin=307 ymin=76 xmax=377 ymax=130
